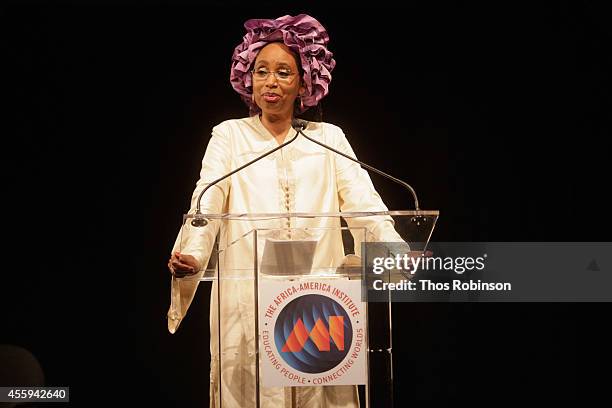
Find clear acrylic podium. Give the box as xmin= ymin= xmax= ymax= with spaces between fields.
xmin=168 ymin=210 xmax=438 ymax=407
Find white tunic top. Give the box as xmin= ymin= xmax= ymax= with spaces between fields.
xmin=169 ymin=115 xmax=401 ymax=407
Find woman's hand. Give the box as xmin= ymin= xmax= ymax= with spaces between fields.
xmin=168 ymin=251 xmax=201 ymax=277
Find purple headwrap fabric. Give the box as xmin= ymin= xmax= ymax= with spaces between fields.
xmin=230 ymin=14 xmax=336 ymax=114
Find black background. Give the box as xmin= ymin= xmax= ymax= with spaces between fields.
xmin=2 ymin=1 xmax=610 ymax=405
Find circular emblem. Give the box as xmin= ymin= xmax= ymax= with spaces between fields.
xmin=274 ymin=294 xmax=352 ymax=373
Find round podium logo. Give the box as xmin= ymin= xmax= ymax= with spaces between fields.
xmin=274 ymin=294 xmax=352 ymax=374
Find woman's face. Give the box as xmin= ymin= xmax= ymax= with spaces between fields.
xmin=252 ymin=42 xmax=305 ymax=117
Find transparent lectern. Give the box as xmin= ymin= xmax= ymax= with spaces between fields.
xmin=168 ymin=210 xmax=438 ymax=407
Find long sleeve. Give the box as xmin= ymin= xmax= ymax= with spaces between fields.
xmin=168 ymin=126 xmax=232 ymax=333
xmin=171 ymin=127 xmax=232 ymax=267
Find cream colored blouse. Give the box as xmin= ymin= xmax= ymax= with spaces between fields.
xmin=168 ymin=115 xmax=402 ymax=407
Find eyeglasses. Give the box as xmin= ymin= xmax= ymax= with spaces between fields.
xmin=251 ymin=68 xmax=297 ymax=82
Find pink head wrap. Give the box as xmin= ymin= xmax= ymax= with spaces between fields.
xmin=230 ymin=14 xmax=336 ymax=114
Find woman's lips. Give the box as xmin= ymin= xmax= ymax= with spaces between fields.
xmin=263 ymin=93 xmax=281 ymax=103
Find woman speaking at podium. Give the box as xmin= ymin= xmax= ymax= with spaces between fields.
xmin=167 ymin=14 xmax=402 ymax=407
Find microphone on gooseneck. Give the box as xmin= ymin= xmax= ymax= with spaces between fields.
xmin=191 ymin=122 xmax=301 ymax=227
xmin=291 ymin=118 xmax=420 ymax=210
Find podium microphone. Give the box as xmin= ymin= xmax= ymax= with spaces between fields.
xmin=291 ymin=118 xmax=420 ymax=211
xmin=191 ymin=121 xmax=302 ymax=227
xmin=191 ymin=118 xmax=420 ymax=227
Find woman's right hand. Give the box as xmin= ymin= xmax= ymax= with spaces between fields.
xmin=168 ymin=251 xmax=201 ymax=277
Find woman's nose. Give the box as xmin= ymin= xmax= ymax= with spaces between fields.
xmin=264 ymin=73 xmax=278 ymax=87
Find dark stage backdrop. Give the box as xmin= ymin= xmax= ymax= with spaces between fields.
xmin=2 ymin=2 xmax=610 ymax=405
